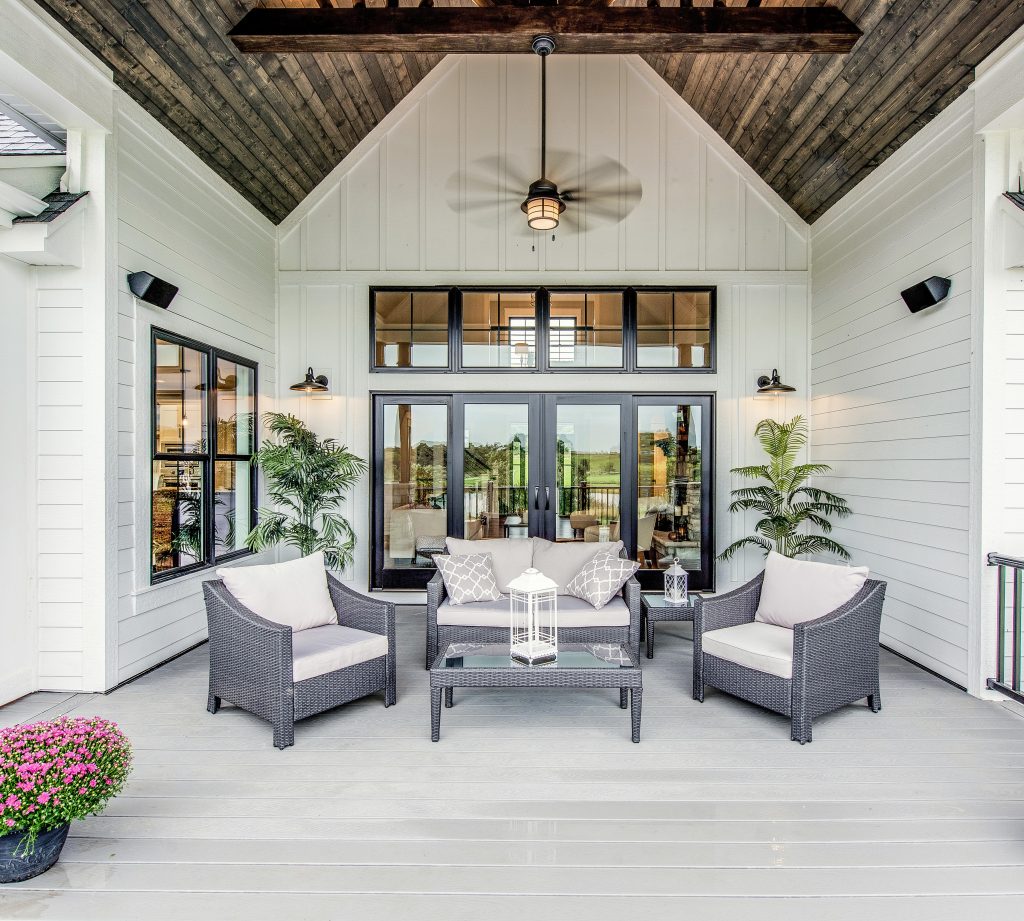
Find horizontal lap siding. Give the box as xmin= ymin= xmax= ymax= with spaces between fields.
xmin=114 ymin=95 xmax=276 ymax=686
xmin=810 ymin=96 xmax=975 ymax=688
xmin=35 ymin=285 xmax=86 ymax=689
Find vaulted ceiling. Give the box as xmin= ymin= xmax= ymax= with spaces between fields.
xmin=31 ymin=0 xmax=1024 ymax=224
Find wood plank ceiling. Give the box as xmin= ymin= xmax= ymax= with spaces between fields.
xmin=30 ymin=0 xmax=1024 ymax=224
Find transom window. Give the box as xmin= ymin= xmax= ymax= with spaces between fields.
xmin=151 ymin=330 xmax=258 ymax=583
xmin=370 ymin=287 xmax=715 ymax=373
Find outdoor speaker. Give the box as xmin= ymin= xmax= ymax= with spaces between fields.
xmin=127 ymin=271 xmax=178 ymax=310
xmin=901 ymin=276 xmax=951 ymax=313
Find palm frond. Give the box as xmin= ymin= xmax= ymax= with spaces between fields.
xmin=246 ymin=412 xmax=366 ymax=570
xmin=718 ymin=415 xmax=853 ymax=563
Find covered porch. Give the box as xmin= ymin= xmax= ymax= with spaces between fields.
xmin=3 ymin=612 xmax=1024 ymax=917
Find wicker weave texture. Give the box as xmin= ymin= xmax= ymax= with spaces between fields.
xmin=428 ymin=644 xmax=642 ymax=742
xmin=203 ymin=574 xmax=396 ymax=749
xmin=426 ymin=563 xmax=642 ymax=668
xmin=692 ymin=573 xmax=886 ymax=743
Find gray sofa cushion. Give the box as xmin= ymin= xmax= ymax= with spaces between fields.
xmin=291 ymin=624 xmax=389 ymax=682
xmin=445 ymin=537 xmax=533 ymax=592
xmin=436 ymin=594 xmax=630 ymax=629
xmin=531 ymin=538 xmax=624 ymax=595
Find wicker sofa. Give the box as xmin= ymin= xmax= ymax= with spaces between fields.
xmin=692 ymin=568 xmax=887 ymax=744
xmin=426 ymin=537 xmax=641 ymax=668
xmin=204 ymin=574 xmax=396 ymax=749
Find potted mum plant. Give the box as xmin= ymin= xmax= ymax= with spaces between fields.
xmin=0 ymin=717 xmax=132 ymax=883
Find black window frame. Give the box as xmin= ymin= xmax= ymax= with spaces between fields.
xmin=369 ymin=286 xmax=716 ymax=374
xmin=369 ymin=390 xmax=715 ymax=593
xmin=150 ymin=328 xmax=259 ymax=584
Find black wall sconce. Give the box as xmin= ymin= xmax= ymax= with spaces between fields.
xmin=289 ymin=367 xmax=329 ymax=393
xmin=901 ymin=276 xmax=951 ymax=313
xmin=127 ymin=271 xmax=178 ymax=309
xmin=756 ymin=369 xmax=796 ymax=395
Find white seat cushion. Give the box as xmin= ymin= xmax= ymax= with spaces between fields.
xmin=291 ymin=624 xmax=389 ymax=682
xmin=702 ymin=622 xmax=794 ymax=679
xmin=437 ymin=594 xmax=630 ymax=629
xmin=754 ymin=551 xmax=869 ymax=629
xmin=445 ymin=537 xmax=534 ymax=592
xmin=531 ymin=538 xmax=624 ymax=595
xmin=216 ymin=551 xmax=338 ymax=633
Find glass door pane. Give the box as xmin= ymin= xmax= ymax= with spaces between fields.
xmin=637 ymin=403 xmax=703 ymax=573
xmin=551 ymin=402 xmax=622 ymax=543
xmin=463 ymin=402 xmax=532 ymax=542
xmin=381 ymin=402 xmax=449 ymax=578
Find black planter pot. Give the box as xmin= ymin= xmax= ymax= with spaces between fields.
xmin=0 ymin=824 xmax=70 ymax=883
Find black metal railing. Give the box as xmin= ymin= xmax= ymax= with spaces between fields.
xmin=987 ymin=553 xmax=1024 ymax=704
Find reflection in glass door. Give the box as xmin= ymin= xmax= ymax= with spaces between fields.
xmin=372 ymin=393 xmax=713 ymax=591
xmin=377 ymin=399 xmax=449 ymax=588
xmin=462 ymin=401 xmax=533 ymax=544
xmin=637 ymin=402 xmax=704 ymax=572
xmin=548 ymin=400 xmax=623 ymax=544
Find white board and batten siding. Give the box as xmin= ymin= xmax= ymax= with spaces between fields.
xmin=115 ymin=95 xmax=277 ymax=686
xmin=810 ymin=92 xmax=976 ymax=689
xmin=277 ymin=54 xmax=811 ymax=596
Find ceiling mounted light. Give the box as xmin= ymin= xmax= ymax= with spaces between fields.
xmin=522 ymin=178 xmax=565 ymax=232
xmin=521 ymin=36 xmax=566 ymax=233
xmin=290 ymin=367 xmax=329 ymax=393
xmin=756 ymin=369 xmax=796 ymax=395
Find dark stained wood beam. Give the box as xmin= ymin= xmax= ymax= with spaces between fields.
xmin=228 ymin=6 xmax=862 ymax=55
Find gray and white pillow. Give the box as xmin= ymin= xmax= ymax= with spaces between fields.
xmin=565 ymin=552 xmax=639 ymax=609
xmin=435 ymin=553 xmax=502 ymax=605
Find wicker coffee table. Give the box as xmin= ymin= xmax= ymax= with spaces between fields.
xmin=641 ymin=591 xmax=697 ymax=659
xmin=429 ymin=643 xmax=643 ymax=742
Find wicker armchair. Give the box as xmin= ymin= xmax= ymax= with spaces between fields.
xmin=692 ymin=572 xmax=887 ymax=743
xmin=426 ymin=569 xmax=642 ymax=668
xmin=203 ymin=575 xmax=396 ymax=749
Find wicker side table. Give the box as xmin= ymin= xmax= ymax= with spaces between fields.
xmin=641 ymin=591 xmax=697 ymax=659
xmin=429 ymin=643 xmax=643 ymax=743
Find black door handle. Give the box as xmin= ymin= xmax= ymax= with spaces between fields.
xmin=544 ymin=486 xmax=550 ymax=510
xmin=534 ymin=486 xmax=540 ymax=510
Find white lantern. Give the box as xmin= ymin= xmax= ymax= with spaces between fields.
xmin=664 ymin=559 xmax=688 ymax=605
xmin=508 ymin=567 xmax=558 ymax=665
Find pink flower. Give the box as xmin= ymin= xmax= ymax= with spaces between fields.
xmin=4 ymin=819 xmax=13 ymax=827
xmin=37 ymin=792 xmax=50 ymax=804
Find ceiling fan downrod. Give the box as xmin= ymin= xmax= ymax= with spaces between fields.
xmin=522 ymin=34 xmax=565 ymax=232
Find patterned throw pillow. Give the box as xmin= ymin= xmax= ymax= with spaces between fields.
xmin=565 ymin=553 xmax=640 ymax=609
xmin=435 ymin=553 xmax=503 ymax=605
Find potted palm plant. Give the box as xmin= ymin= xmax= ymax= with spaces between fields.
xmin=719 ymin=414 xmax=851 ymax=561
xmin=246 ymin=412 xmax=367 ymax=569
xmin=0 ymin=717 xmax=132 ymax=883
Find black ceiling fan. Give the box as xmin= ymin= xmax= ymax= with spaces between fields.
xmin=447 ymin=35 xmax=643 ymax=233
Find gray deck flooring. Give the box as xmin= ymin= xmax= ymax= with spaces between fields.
xmin=3 ymin=609 xmax=1024 ymax=918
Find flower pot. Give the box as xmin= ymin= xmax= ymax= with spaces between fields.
xmin=0 ymin=824 xmax=70 ymax=884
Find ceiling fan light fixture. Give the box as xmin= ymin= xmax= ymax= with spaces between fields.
xmin=521 ymin=179 xmax=565 ymax=231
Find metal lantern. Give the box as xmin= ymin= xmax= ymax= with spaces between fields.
xmin=664 ymin=559 xmax=688 ymax=605
xmin=508 ymin=567 xmax=558 ymax=665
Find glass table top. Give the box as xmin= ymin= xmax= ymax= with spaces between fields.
xmin=641 ymin=591 xmax=697 ymax=608
xmin=437 ymin=643 xmax=635 ymax=670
